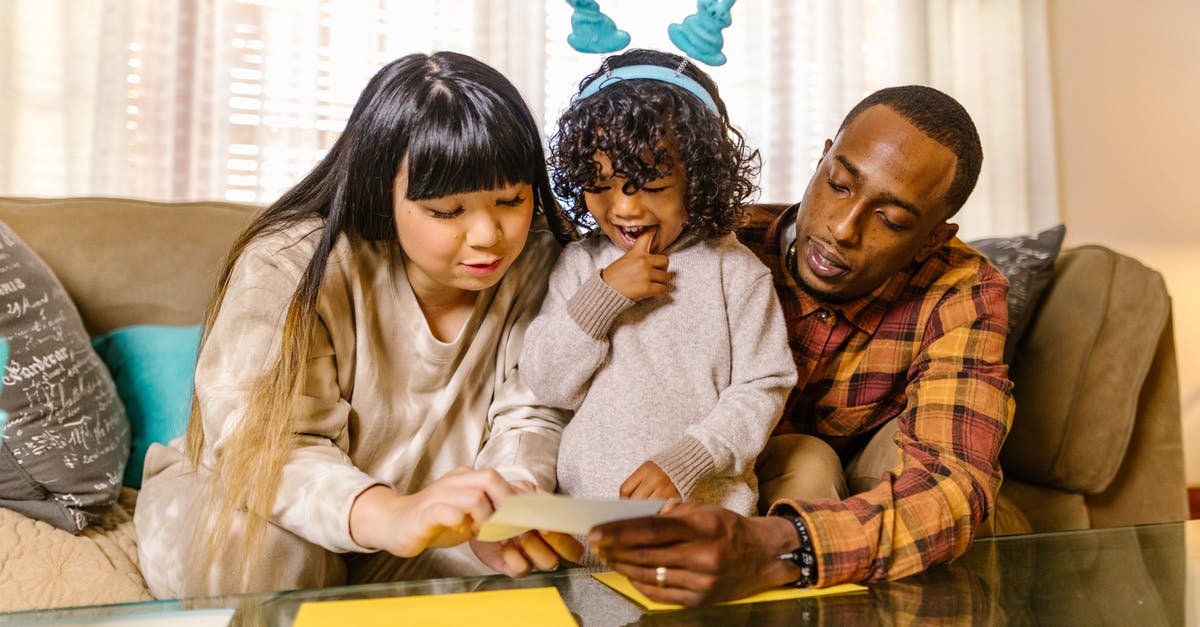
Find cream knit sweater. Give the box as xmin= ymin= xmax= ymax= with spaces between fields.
xmin=521 ymin=232 xmax=796 ymax=515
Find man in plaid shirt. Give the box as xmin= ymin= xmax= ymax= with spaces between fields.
xmin=588 ymin=85 xmax=1014 ymax=605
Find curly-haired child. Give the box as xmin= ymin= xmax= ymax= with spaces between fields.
xmin=521 ymin=49 xmax=798 ymax=527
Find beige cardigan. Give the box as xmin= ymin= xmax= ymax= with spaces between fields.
xmin=137 ymin=218 xmax=566 ymax=557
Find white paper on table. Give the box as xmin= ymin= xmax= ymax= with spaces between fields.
xmin=476 ymin=494 xmax=668 ymax=542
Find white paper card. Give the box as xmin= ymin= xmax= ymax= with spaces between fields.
xmin=476 ymin=494 xmax=667 ymax=542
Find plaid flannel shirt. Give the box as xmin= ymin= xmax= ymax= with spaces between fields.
xmin=739 ymin=204 xmax=1015 ymax=586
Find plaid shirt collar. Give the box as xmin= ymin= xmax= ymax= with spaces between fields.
xmin=762 ymin=203 xmax=915 ymax=336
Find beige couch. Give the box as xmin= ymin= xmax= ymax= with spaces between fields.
xmin=0 ymin=196 xmax=1188 ymax=611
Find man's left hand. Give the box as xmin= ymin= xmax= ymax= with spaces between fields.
xmin=588 ymin=502 xmax=802 ymax=606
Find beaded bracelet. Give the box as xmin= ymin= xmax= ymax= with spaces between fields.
xmin=774 ymin=508 xmax=818 ymax=587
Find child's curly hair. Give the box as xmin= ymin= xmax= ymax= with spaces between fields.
xmin=548 ymin=49 xmax=760 ymax=241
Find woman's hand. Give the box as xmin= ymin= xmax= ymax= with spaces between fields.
xmin=601 ymin=227 xmax=671 ymax=301
xmin=348 ymin=466 xmax=514 ymax=558
xmin=620 ymin=461 xmax=681 ymax=501
xmin=469 ymin=480 xmax=584 ymax=576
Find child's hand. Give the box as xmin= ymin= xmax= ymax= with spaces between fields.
xmin=620 ymin=461 xmax=682 ymax=501
xmin=601 ymin=227 xmax=671 ymax=301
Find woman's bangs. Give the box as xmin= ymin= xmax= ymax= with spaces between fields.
xmin=404 ymin=93 xmax=539 ymax=200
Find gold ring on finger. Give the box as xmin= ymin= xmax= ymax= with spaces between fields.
xmin=655 ymin=565 xmax=667 ymax=587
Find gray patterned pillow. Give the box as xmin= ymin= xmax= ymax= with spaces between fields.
xmin=0 ymin=221 xmax=129 ymax=533
xmin=968 ymin=224 xmax=1066 ymax=364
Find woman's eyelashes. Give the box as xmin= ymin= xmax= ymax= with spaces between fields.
xmin=425 ymin=193 xmax=526 ymax=219
xmin=496 ymin=193 xmax=527 ymax=207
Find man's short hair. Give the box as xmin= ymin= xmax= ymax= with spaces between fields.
xmin=838 ymin=85 xmax=982 ymax=218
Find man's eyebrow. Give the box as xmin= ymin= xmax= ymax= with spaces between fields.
xmin=835 ymin=155 xmax=861 ymax=180
xmin=834 ymin=154 xmax=922 ymax=218
xmin=879 ymin=192 xmax=922 ymax=218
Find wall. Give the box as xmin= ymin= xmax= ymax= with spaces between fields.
xmin=1047 ymin=0 xmax=1200 ymax=485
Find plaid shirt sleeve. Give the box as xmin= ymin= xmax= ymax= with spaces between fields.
xmin=770 ymin=250 xmax=1015 ymax=585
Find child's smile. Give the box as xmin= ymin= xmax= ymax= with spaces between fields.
xmin=585 ymin=152 xmax=688 ymax=254
xmin=614 ymin=224 xmax=657 ymax=249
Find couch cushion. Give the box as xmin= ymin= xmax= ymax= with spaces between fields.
xmin=968 ymin=224 xmax=1066 ymax=364
xmin=0 ymin=221 xmax=130 ymax=532
xmin=0 ymin=488 xmax=150 ymax=611
xmin=0 ymin=197 xmax=256 ymax=335
xmin=998 ymin=479 xmax=1090 ymax=533
xmin=1000 ymin=245 xmax=1170 ymax=494
xmin=92 ymin=325 xmax=202 ymax=488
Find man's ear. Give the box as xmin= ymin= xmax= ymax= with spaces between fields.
xmin=820 ymin=138 xmax=833 ymax=159
xmin=915 ymin=221 xmax=959 ymax=261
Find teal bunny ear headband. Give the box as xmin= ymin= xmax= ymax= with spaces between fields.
xmin=575 ymin=64 xmax=719 ymax=114
xmin=565 ymin=0 xmax=737 ymax=66
xmin=566 ymin=0 xmax=735 ymax=113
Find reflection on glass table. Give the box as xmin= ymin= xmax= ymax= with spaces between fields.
xmin=1 ymin=520 xmax=1195 ymax=626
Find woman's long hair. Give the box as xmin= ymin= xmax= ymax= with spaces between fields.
xmin=184 ymin=52 xmax=567 ymax=586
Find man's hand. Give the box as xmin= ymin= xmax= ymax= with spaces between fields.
xmin=601 ymin=227 xmax=671 ymax=301
xmin=620 ymin=461 xmax=681 ymax=501
xmin=588 ymin=502 xmax=803 ymax=606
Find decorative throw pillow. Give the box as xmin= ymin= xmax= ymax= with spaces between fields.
xmin=92 ymin=325 xmax=201 ymax=488
xmin=968 ymin=224 xmax=1067 ymax=364
xmin=0 ymin=221 xmax=130 ymax=533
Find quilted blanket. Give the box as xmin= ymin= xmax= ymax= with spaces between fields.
xmin=0 ymin=488 xmax=152 ymax=611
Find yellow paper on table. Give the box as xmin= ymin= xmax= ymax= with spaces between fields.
xmin=292 ymin=587 xmax=575 ymax=627
xmin=592 ymin=571 xmax=867 ymax=612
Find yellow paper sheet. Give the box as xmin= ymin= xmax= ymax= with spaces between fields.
xmin=592 ymin=571 xmax=867 ymax=612
xmin=291 ymin=587 xmax=576 ymax=627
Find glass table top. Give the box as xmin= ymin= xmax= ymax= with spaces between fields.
xmin=3 ymin=519 xmax=1197 ymax=626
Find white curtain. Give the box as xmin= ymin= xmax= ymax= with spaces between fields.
xmin=0 ymin=0 xmax=1056 ymax=239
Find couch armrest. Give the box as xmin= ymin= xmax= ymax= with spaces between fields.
xmin=1084 ymin=311 xmax=1188 ymax=526
xmin=1002 ymin=245 xmax=1181 ymax=499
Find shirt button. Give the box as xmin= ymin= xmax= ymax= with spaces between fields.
xmin=816 ymin=309 xmax=834 ymax=326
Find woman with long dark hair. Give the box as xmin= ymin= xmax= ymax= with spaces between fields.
xmin=135 ymin=52 xmax=580 ymax=597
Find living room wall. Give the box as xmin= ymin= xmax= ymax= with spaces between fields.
xmin=1047 ymin=0 xmax=1200 ymax=487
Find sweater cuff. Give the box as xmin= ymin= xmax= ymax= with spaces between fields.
xmin=566 ymin=273 xmax=634 ymax=340
xmin=650 ymin=436 xmax=716 ymax=498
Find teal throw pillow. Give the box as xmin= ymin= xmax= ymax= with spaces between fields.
xmin=0 ymin=337 xmax=7 ymax=436
xmin=92 ymin=325 xmax=201 ymax=488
